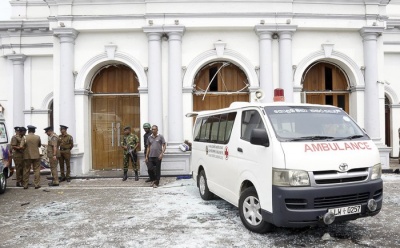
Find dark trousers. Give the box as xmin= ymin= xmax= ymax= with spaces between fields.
xmin=148 ymin=157 xmax=162 ymax=181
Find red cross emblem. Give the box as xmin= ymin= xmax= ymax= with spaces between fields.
xmin=224 ymin=146 xmax=229 ymax=160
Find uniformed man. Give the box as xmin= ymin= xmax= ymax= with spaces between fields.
xmin=10 ymin=127 xmax=24 ymax=187
xmin=44 ymin=126 xmax=60 ymax=186
xmin=20 ymin=125 xmax=42 ymax=189
xmin=143 ymin=123 xmax=154 ymax=183
xmin=121 ymin=126 xmax=139 ymax=181
xmin=58 ymin=125 xmax=73 ymax=182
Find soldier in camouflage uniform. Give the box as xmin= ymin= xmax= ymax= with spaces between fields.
xmin=10 ymin=127 xmax=23 ymax=187
xmin=44 ymin=126 xmax=60 ymax=186
xmin=121 ymin=126 xmax=139 ymax=181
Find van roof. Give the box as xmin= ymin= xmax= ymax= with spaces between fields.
xmin=186 ymin=101 xmax=339 ymax=117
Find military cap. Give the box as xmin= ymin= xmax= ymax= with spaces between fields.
xmin=143 ymin=123 xmax=151 ymax=129
xmin=60 ymin=125 xmax=68 ymax=130
xmin=44 ymin=126 xmax=53 ymax=132
xmin=20 ymin=127 xmax=26 ymax=132
xmin=123 ymin=126 xmax=131 ymax=130
xmin=27 ymin=125 xmax=36 ymax=130
xmin=14 ymin=126 xmax=21 ymax=131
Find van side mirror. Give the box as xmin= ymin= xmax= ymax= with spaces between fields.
xmin=250 ymin=129 xmax=269 ymax=147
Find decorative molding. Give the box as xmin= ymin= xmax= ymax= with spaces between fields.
xmin=138 ymin=87 xmax=148 ymax=94
xmin=384 ymin=85 xmax=400 ymax=104
xmin=104 ymin=43 xmax=118 ymax=59
xmin=23 ymin=109 xmax=50 ymax=114
xmin=75 ymin=89 xmax=91 ymax=96
xmin=214 ymin=40 xmax=226 ymax=58
xmin=75 ymin=51 xmax=147 ymax=90
xmin=182 ymin=87 xmax=193 ymax=93
xmin=321 ymin=43 xmax=334 ymax=58
xmin=294 ymin=49 xmax=363 ymax=89
xmin=41 ymin=92 xmax=53 ymax=110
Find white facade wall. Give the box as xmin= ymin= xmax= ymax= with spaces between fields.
xmin=0 ymin=0 xmax=399 ymax=174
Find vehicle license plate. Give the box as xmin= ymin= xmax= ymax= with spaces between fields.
xmin=328 ymin=205 xmax=361 ymax=216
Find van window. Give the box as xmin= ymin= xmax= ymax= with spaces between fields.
xmin=264 ymin=106 xmax=366 ymax=141
xmin=0 ymin=123 xmax=8 ymax=144
xmin=194 ymin=112 xmax=237 ymax=144
xmin=241 ymin=110 xmax=266 ymax=141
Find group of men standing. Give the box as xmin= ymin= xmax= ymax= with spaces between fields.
xmin=122 ymin=123 xmax=166 ymax=188
xmin=10 ymin=125 xmax=73 ymax=189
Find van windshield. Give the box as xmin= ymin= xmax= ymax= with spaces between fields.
xmin=264 ymin=106 xmax=368 ymax=142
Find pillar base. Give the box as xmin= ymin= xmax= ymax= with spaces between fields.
xmin=138 ymin=150 xmax=191 ymax=176
xmin=374 ymin=142 xmax=391 ymax=170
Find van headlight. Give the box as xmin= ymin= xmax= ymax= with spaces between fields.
xmin=273 ymin=169 xmax=310 ymax=186
xmin=371 ymin=163 xmax=382 ymax=180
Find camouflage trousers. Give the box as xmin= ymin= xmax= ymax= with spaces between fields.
xmin=123 ymin=153 xmax=138 ymax=172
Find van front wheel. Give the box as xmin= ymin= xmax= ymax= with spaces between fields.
xmin=239 ymin=187 xmax=273 ymax=233
xmin=0 ymin=173 xmax=6 ymax=194
xmin=198 ymin=170 xmax=213 ymax=200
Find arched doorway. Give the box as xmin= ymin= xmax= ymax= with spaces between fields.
xmin=302 ymin=62 xmax=350 ymax=113
xmin=385 ymin=95 xmax=391 ymax=147
xmin=193 ymin=62 xmax=249 ymax=111
xmin=91 ymin=64 xmax=140 ymax=170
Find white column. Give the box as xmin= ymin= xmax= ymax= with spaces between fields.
xmin=143 ymin=27 xmax=163 ymax=133
xmin=165 ymin=26 xmax=185 ymax=146
xmin=360 ymin=27 xmax=383 ymax=141
xmin=278 ymin=27 xmax=296 ymax=103
xmin=53 ymin=28 xmax=79 ymax=139
xmin=7 ymin=54 xmax=26 ymax=127
xmin=255 ymin=26 xmax=274 ymax=102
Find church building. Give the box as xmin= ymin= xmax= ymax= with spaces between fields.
xmin=0 ymin=0 xmax=399 ymax=175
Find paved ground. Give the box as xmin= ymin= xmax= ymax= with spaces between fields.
xmin=0 ymin=158 xmax=399 ymax=247
xmin=1 ymin=175 xmax=400 ymax=248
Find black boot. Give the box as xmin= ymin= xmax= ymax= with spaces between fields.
xmin=134 ymin=171 xmax=139 ymax=181
xmin=122 ymin=171 xmax=127 ymax=181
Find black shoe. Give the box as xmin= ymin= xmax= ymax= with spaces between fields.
xmin=48 ymin=182 xmax=59 ymax=187
xmin=66 ymin=178 xmax=71 ymax=182
xmin=134 ymin=171 xmax=139 ymax=181
xmin=122 ymin=172 xmax=128 ymax=181
xmin=23 ymin=186 xmax=28 ymax=189
xmin=34 ymin=186 xmax=41 ymax=189
xmin=60 ymin=177 xmax=66 ymax=182
xmin=145 ymin=178 xmax=153 ymax=183
xmin=16 ymin=182 xmax=22 ymax=187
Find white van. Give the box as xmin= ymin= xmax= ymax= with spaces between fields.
xmin=0 ymin=112 xmax=12 ymax=194
xmin=189 ymin=102 xmax=382 ymax=233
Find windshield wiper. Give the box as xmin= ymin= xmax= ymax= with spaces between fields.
xmin=288 ymin=136 xmax=334 ymax=141
xmin=333 ymin=135 xmax=364 ymax=141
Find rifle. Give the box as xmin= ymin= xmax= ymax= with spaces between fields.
xmin=128 ymin=145 xmax=137 ymax=163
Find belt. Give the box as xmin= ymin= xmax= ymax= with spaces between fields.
xmin=60 ymin=148 xmax=70 ymax=151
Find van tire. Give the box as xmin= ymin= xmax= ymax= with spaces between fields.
xmin=198 ymin=170 xmax=213 ymax=200
xmin=0 ymin=173 xmax=6 ymax=194
xmin=239 ymin=187 xmax=273 ymax=233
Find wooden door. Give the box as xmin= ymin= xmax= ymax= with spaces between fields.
xmin=91 ymin=65 xmax=140 ymax=170
xmin=193 ymin=62 xmax=249 ymax=111
xmin=303 ymin=62 xmax=350 ymax=113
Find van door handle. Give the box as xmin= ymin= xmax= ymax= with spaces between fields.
xmin=237 ymin=147 xmax=243 ymax=152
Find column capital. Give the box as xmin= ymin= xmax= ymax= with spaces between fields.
xmin=360 ymin=26 xmax=384 ymax=40
xmin=163 ymin=25 xmax=185 ymax=34
xmin=53 ymin=28 xmax=79 ymax=43
xmin=143 ymin=26 xmax=164 ymax=34
xmin=254 ymin=26 xmax=274 ymax=40
xmin=6 ymin=54 xmax=26 ymax=64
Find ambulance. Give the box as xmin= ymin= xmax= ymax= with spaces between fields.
xmin=0 ymin=112 xmax=12 ymax=194
xmin=188 ymin=100 xmax=382 ymax=233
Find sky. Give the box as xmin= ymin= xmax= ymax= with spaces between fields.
xmin=0 ymin=0 xmax=11 ymax=20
